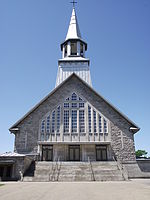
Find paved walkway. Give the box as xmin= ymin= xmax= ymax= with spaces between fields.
xmin=0 ymin=179 xmax=150 ymax=200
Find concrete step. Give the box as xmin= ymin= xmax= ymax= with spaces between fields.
xmin=58 ymin=174 xmax=93 ymax=181
xmin=23 ymin=176 xmax=33 ymax=182
xmin=94 ymin=176 xmax=124 ymax=181
xmin=23 ymin=161 xmax=124 ymax=182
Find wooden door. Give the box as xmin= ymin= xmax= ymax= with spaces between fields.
xmin=69 ymin=145 xmax=80 ymax=161
xmin=42 ymin=145 xmax=53 ymax=161
xmin=96 ymin=145 xmax=107 ymax=161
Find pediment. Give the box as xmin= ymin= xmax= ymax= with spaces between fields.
xmin=9 ymin=73 xmax=139 ymax=134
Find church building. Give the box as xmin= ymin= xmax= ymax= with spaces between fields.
xmin=1 ymin=6 xmax=145 ymax=181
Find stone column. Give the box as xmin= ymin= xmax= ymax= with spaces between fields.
xmin=77 ymin=110 xmax=80 ymax=141
xmin=83 ymin=44 xmax=85 ymax=57
xmin=77 ymin=41 xmax=80 ymax=56
xmin=62 ymin=45 xmax=65 ymax=58
xmin=69 ymin=110 xmax=72 ymax=141
xmin=67 ymin=41 xmax=71 ymax=56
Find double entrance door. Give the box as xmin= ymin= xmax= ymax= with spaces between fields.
xmin=96 ymin=145 xmax=107 ymax=161
xmin=69 ymin=145 xmax=80 ymax=161
xmin=42 ymin=145 xmax=53 ymax=161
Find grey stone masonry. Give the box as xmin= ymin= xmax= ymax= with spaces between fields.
xmin=10 ymin=74 xmax=138 ymax=162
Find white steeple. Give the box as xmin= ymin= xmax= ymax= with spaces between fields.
xmin=55 ymin=7 xmax=92 ymax=87
xmin=65 ymin=8 xmax=82 ymax=40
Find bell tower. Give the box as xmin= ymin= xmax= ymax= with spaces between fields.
xmin=56 ymin=7 xmax=92 ymax=87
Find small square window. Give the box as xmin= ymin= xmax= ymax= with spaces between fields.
xmin=64 ymin=103 xmax=69 ymax=108
xmin=79 ymin=102 xmax=84 ymax=108
xmin=72 ymin=103 xmax=77 ymax=108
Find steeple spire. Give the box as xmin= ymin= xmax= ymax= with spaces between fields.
xmin=65 ymin=7 xmax=82 ymax=41
xmin=56 ymin=5 xmax=91 ymax=87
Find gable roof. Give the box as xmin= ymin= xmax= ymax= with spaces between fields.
xmin=9 ymin=73 xmax=140 ymax=133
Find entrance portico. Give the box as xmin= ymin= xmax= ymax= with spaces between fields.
xmin=39 ymin=143 xmax=112 ymax=162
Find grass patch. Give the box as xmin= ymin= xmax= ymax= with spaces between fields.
xmin=0 ymin=184 xmax=4 ymax=187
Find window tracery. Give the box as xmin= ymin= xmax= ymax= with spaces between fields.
xmin=39 ymin=93 xmax=109 ymax=141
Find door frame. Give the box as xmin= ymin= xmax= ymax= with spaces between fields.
xmin=96 ymin=145 xmax=107 ymax=161
xmin=69 ymin=145 xmax=80 ymax=161
xmin=42 ymin=145 xmax=53 ymax=161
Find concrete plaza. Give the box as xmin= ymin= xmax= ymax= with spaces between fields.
xmin=0 ymin=179 xmax=150 ymax=200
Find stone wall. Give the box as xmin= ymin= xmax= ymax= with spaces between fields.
xmin=111 ymin=122 xmax=136 ymax=162
xmin=137 ymin=159 xmax=150 ymax=172
xmin=13 ymin=75 xmax=137 ymax=162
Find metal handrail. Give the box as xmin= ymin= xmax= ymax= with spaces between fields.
xmin=88 ymin=157 xmax=95 ymax=181
xmin=113 ymin=156 xmax=128 ymax=181
xmin=49 ymin=156 xmax=61 ymax=181
xmin=56 ymin=157 xmax=61 ymax=181
xmin=49 ymin=155 xmax=56 ymax=181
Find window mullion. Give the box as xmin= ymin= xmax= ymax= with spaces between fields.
xmin=85 ymin=104 xmax=88 ymax=140
xmin=69 ymin=109 xmax=71 ymax=138
xmin=60 ymin=107 xmax=64 ymax=141
xmin=96 ymin=112 xmax=99 ymax=140
xmin=77 ymin=109 xmax=79 ymax=139
xmin=102 ymin=117 xmax=104 ymax=141
xmin=91 ymin=108 xmax=94 ymax=140
xmin=55 ymin=111 xmax=57 ymax=140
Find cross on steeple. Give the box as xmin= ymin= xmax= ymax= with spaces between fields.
xmin=70 ymin=0 xmax=77 ymax=8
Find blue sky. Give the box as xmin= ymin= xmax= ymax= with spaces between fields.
xmin=0 ymin=0 xmax=150 ymax=155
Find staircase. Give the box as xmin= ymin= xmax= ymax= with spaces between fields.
xmin=58 ymin=162 xmax=92 ymax=181
xmin=92 ymin=161 xmax=124 ymax=181
xmin=23 ymin=161 xmax=125 ymax=182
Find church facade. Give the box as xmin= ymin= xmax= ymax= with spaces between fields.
xmin=1 ymin=7 xmax=144 ymax=181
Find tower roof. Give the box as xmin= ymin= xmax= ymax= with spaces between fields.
xmin=61 ymin=7 xmax=87 ymax=51
xmin=65 ymin=8 xmax=81 ymax=40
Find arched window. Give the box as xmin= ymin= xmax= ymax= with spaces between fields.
xmin=39 ymin=92 xmax=109 ymax=141
xmin=71 ymin=93 xmax=77 ymax=101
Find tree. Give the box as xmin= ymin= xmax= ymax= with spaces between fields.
xmin=136 ymin=150 xmax=148 ymax=158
